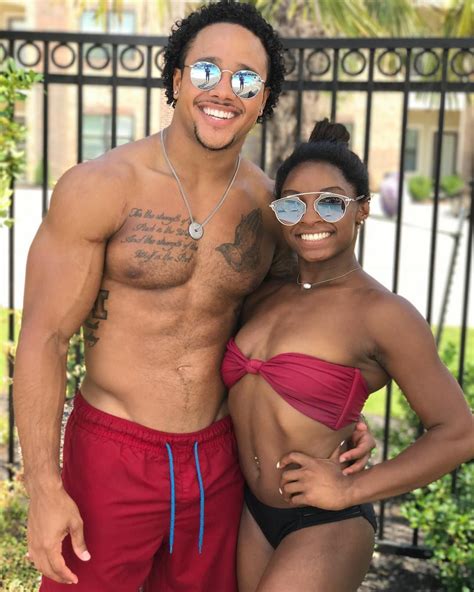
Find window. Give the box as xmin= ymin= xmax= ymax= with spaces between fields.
xmin=80 ymin=10 xmax=136 ymax=34
xmin=432 ymin=132 xmax=458 ymax=178
xmin=83 ymin=115 xmax=135 ymax=160
xmin=404 ymin=128 xmax=419 ymax=172
xmin=7 ymin=17 xmax=27 ymax=30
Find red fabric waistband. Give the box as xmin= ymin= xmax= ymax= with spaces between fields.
xmin=71 ymin=390 xmax=234 ymax=452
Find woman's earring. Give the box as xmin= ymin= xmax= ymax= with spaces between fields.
xmin=173 ymin=89 xmax=179 ymax=97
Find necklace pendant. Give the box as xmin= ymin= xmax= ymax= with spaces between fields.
xmin=302 ymin=283 xmax=312 ymax=290
xmin=189 ymin=222 xmax=204 ymax=240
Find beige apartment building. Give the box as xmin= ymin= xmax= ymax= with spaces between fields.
xmin=1 ymin=0 xmax=471 ymax=190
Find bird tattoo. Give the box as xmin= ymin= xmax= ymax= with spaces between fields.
xmin=216 ymin=208 xmax=263 ymax=272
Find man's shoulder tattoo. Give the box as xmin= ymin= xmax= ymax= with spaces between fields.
xmin=215 ymin=208 xmax=263 ymax=273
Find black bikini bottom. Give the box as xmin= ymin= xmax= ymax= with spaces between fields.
xmin=244 ymin=484 xmax=377 ymax=549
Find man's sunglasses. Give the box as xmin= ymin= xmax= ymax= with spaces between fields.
xmin=184 ymin=61 xmax=265 ymax=99
xmin=269 ymin=192 xmax=369 ymax=225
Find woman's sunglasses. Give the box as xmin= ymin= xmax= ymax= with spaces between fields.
xmin=269 ymin=192 xmax=369 ymax=225
xmin=184 ymin=61 xmax=265 ymax=99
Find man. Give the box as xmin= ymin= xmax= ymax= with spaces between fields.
xmin=14 ymin=2 xmax=374 ymax=590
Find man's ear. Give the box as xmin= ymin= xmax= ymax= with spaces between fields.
xmin=172 ymin=68 xmax=182 ymax=99
xmin=258 ymin=87 xmax=270 ymax=117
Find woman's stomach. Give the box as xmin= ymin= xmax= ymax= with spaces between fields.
xmin=228 ymin=375 xmax=355 ymax=508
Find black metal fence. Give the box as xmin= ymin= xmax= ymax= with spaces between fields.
xmin=1 ymin=31 xmax=473 ymax=558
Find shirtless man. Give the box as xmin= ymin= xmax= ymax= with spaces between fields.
xmin=13 ymin=2 xmax=374 ymax=590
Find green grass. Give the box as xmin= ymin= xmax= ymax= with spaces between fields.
xmin=363 ymin=325 xmax=474 ymax=418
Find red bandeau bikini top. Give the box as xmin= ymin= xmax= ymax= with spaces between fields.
xmin=221 ymin=338 xmax=369 ymax=431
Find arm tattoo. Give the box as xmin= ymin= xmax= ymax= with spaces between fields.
xmin=215 ymin=209 xmax=263 ymax=272
xmin=84 ymin=289 xmax=109 ymax=347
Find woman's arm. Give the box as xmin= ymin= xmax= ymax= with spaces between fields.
xmin=278 ymin=294 xmax=473 ymax=509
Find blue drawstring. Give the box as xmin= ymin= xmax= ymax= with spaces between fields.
xmin=165 ymin=443 xmax=175 ymax=554
xmin=165 ymin=441 xmax=205 ymax=555
xmin=193 ymin=441 xmax=205 ymax=554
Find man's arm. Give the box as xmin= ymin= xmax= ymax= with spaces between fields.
xmin=265 ymin=234 xmax=298 ymax=282
xmin=14 ymin=161 xmax=126 ymax=584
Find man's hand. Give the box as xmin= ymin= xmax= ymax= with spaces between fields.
xmin=338 ymin=419 xmax=376 ymax=476
xmin=27 ymin=485 xmax=90 ymax=584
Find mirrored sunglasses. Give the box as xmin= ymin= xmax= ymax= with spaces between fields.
xmin=269 ymin=192 xmax=368 ymax=225
xmin=184 ymin=61 xmax=265 ymax=99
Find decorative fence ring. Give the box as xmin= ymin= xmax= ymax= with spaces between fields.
xmin=154 ymin=47 xmax=165 ymax=73
xmin=341 ymin=49 xmax=367 ymax=76
xmin=450 ymin=49 xmax=473 ymax=78
xmin=377 ymin=49 xmax=403 ymax=77
xmin=283 ymin=48 xmax=297 ymax=76
xmin=85 ymin=44 xmax=111 ymax=70
xmin=413 ymin=49 xmax=440 ymax=77
xmin=119 ymin=45 xmax=144 ymax=71
xmin=306 ymin=49 xmax=331 ymax=76
xmin=17 ymin=41 xmax=42 ymax=68
xmin=51 ymin=42 xmax=76 ymax=69
xmin=0 ymin=44 xmax=7 ymax=64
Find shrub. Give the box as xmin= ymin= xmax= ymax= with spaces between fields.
xmin=0 ymin=475 xmax=41 ymax=591
xmin=384 ymin=341 xmax=474 ymax=590
xmin=66 ymin=331 xmax=85 ymax=399
xmin=0 ymin=327 xmax=84 ymax=589
xmin=408 ymin=175 xmax=433 ymax=202
xmin=440 ymin=174 xmax=465 ymax=198
xmin=0 ymin=58 xmax=42 ymax=228
xmin=401 ymin=465 xmax=474 ymax=591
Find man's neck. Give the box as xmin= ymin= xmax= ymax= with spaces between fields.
xmin=162 ymin=121 xmax=243 ymax=183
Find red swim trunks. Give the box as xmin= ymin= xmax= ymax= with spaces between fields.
xmin=40 ymin=392 xmax=244 ymax=591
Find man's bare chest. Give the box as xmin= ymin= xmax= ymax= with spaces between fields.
xmin=105 ymin=199 xmax=274 ymax=296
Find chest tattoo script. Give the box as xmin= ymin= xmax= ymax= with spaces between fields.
xmin=215 ymin=209 xmax=263 ymax=272
xmin=84 ymin=289 xmax=109 ymax=347
xmin=122 ymin=208 xmax=198 ymax=264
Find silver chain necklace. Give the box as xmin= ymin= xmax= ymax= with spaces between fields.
xmin=160 ymin=129 xmax=241 ymax=240
xmin=297 ymin=266 xmax=360 ymax=290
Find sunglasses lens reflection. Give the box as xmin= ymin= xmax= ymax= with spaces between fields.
xmin=189 ymin=62 xmax=263 ymax=99
xmin=316 ymin=195 xmax=346 ymax=222
xmin=231 ymin=70 xmax=263 ymax=98
xmin=190 ymin=62 xmax=221 ymax=90
xmin=274 ymin=199 xmax=305 ymax=224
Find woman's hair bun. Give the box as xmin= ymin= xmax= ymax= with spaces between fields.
xmin=309 ymin=118 xmax=350 ymax=147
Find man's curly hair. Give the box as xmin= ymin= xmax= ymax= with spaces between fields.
xmin=162 ymin=0 xmax=285 ymax=123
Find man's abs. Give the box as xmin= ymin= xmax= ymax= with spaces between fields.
xmin=80 ymin=276 xmax=241 ymax=432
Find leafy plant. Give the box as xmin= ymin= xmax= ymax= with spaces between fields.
xmin=0 ymin=318 xmax=83 ymax=589
xmin=0 ymin=474 xmax=41 ymax=591
xmin=408 ymin=175 xmax=433 ymax=202
xmin=66 ymin=331 xmax=85 ymax=399
xmin=401 ymin=465 xmax=474 ymax=591
xmin=0 ymin=58 xmax=42 ymax=228
xmin=383 ymin=341 xmax=474 ymax=590
xmin=440 ymin=174 xmax=465 ymax=198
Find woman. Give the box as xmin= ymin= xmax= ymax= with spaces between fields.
xmin=221 ymin=120 xmax=474 ymax=592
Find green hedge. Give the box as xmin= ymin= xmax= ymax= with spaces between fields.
xmin=383 ymin=342 xmax=474 ymax=590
